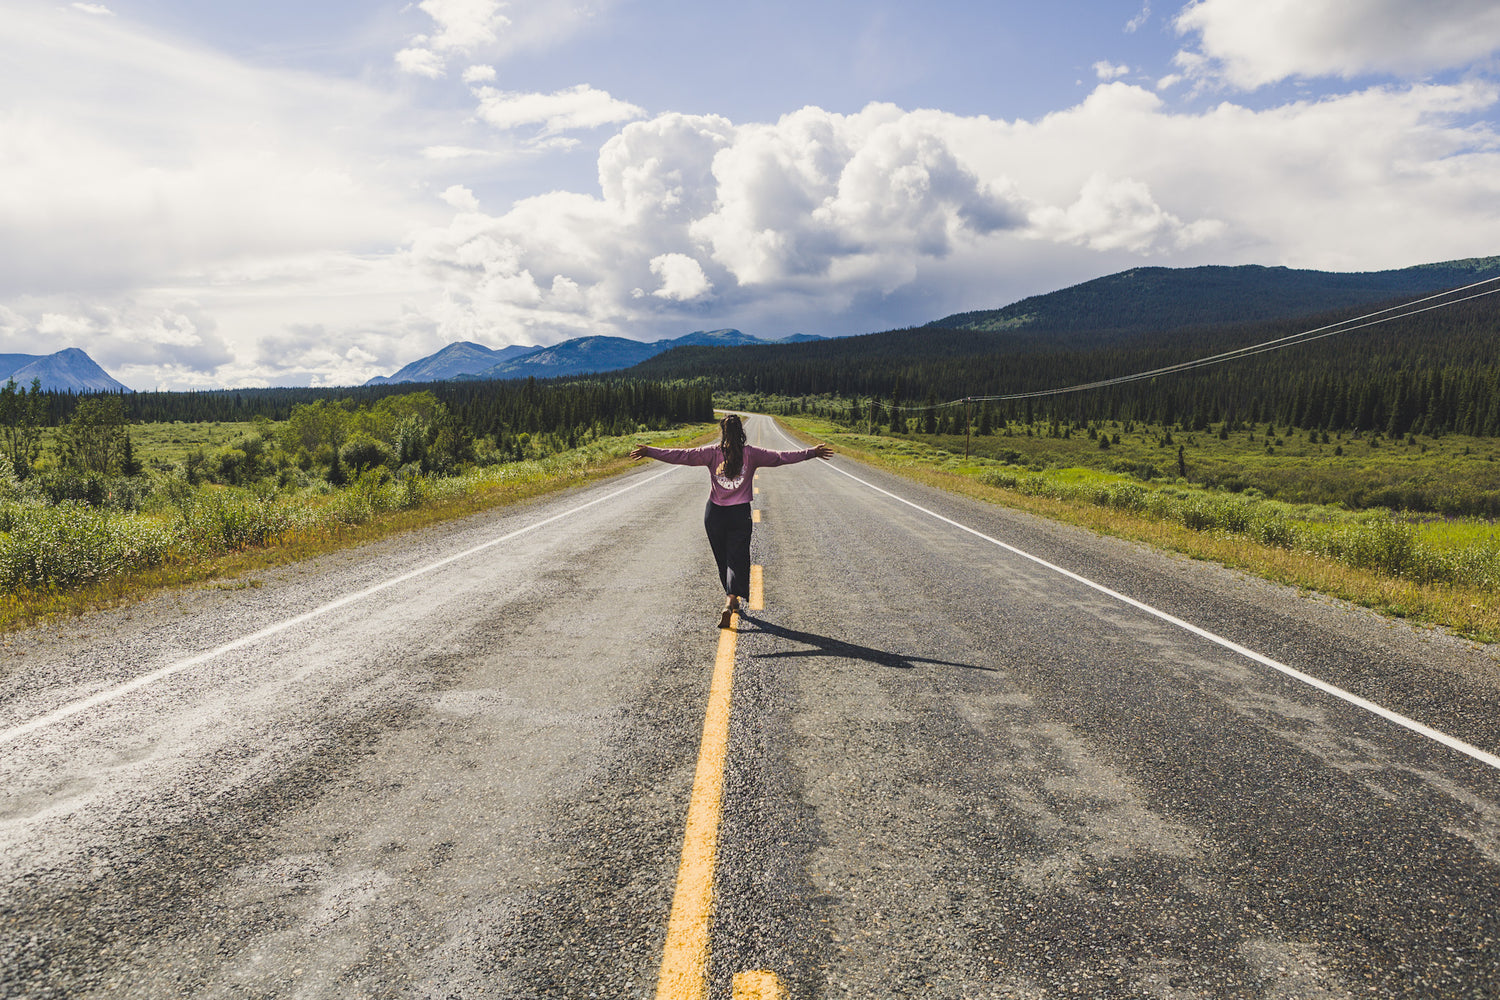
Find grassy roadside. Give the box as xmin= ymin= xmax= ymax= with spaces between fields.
xmin=776 ymin=414 xmax=1500 ymax=644
xmin=0 ymin=424 xmax=715 ymax=633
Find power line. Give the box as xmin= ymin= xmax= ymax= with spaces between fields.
xmin=884 ymin=272 xmax=1500 ymax=411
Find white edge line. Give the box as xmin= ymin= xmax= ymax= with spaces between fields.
xmin=0 ymin=466 xmax=681 ymax=747
xmin=766 ymin=418 xmax=1500 ymax=774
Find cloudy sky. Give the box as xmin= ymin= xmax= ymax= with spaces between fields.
xmin=3 ymin=0 xmax=1499 ymax=390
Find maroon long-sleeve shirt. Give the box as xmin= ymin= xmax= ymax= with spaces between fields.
xmin=641 ymin=443 xmax=821 ymax=504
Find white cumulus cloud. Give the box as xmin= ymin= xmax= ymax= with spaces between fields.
xmin=986 ymin=80 xmax=1500 ymax=269
xmin=598 ymin=113 xmax=735 ymax=225
xmin=1031 ymin=173 xmax=1223 ymax=253
xmin=420 ymin=0 xmax=510 ymax=51
xmin=473 ymin=84 xmax=644 ymax=135
xmin=688 ymin=105 xmax=1028 ymax=289
xmin=396 ymin=0 xmax=508 ymax=77
xmin=1094 ymin=61 xmax=1131 ymax=81
xmin=396 ymin=0 xmax=614 ymax=78
xmin=401 ymin=80 xmax=1500 ymax=351
xmin=395 ymin=45 xmax=447 ymax=79
xmin=1174 ymin=0 xmax=1500 ymax=89
xmin=649 ymin=254 xmax=712 ymax=300
xmin=440 ymin=185 xmax=481 ymax=211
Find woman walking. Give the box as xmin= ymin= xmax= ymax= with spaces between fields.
xmin=631 ymin=414 xmax=832 ymax=628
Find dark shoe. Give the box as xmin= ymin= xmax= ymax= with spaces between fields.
xmin=718 ymin=607 xmax=735 ymax=629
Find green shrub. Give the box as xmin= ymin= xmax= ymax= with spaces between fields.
xmin=0 ymin=456 xmax=19 ymax=500
xmin=396 ymin=473 xmax=428 ymax=511
xmin=0 ymin=500 xmax=175 ymax=589
xmin=979 ymin=470 xmax=1019 ymax=490
xmin=394 ymin=415 xmax=428 ymax=469
xmin=214 ymin=447 xmax=249 ymax=486
xmin=180 ymin=488 xmax=291 ymax=552
xmin=1247 ymin=510 xmax=1296 ymax=548
xmin=340 ymin=435 xmax=395 ymax=475
xmin=1442 ymin=538 xmax=1500 ymax=591
xmin=1338 ymin=517 xmax=1417 ymax=578
xmin=1099 ymin=483 xmax=1149 ymax=512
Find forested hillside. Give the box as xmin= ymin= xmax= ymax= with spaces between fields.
xmin=629 ymin=291 xmax=1500 ymax=437
xmin=926 ymin=256 xmax=1500 ymax=339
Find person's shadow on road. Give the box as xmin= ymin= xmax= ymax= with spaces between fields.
xmin=736 ymin=614 xmax=995 ymax=673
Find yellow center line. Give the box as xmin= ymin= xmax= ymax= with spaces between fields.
xmin=655 ymin=611 xmax=740 ymax=1000
xmin=733 ymin=970 xmax=786 ymax=999
xmin=751 ymin=508 xmax=762 ymax=523
xmin=749 ymin=565 xmax=764 ymax=611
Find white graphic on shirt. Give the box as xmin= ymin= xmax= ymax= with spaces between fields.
xmin=714 ymin=472 xmax=746 ymax=491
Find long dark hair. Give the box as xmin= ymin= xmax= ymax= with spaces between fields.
xmin=717 ymin=414 xmax=746 ymax=479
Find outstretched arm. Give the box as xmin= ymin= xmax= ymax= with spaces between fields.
xmin=749 ymin=443 xmax=834 ymax=467
xmin=629 ymin=444 xmax=716 ymax=466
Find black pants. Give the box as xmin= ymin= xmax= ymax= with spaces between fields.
xmin=704 ymin=501 xmax=752 ymax=599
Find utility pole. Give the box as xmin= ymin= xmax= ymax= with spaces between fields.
xmin=965 ymin=398 xmax=972 ymax=459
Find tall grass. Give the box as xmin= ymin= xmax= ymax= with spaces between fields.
xmin=977 ymin=467 xmax=1500 ymax=591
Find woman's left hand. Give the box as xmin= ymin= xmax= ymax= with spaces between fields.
xmin=629 ymin=445 xmax=647 ymax=460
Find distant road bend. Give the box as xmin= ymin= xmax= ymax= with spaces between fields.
xmin=3 ymin=415 xmax=1499 ymax=998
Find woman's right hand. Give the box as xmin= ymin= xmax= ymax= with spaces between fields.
xmin=813 ymin=443 xmax=834 ymax=460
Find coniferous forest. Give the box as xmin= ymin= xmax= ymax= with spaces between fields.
xmin=627 ymin=292 xmax=1500 ymax=438
xmin=22 ymin=377 xmax=713 ymax=441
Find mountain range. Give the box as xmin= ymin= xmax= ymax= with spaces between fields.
xmin=374 ymin=256 xmax=1500 ymax=390
xmin=366 ymin=329 xmax=823 ymax=385
xmin=11 ymin=255 xmax=1497 ymax=398
xmin=0 ymin=348 xmax=130 ymax=393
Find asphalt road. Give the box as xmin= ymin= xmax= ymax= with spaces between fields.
xmin=3 ymin=416 xmax=1499 ymax=999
